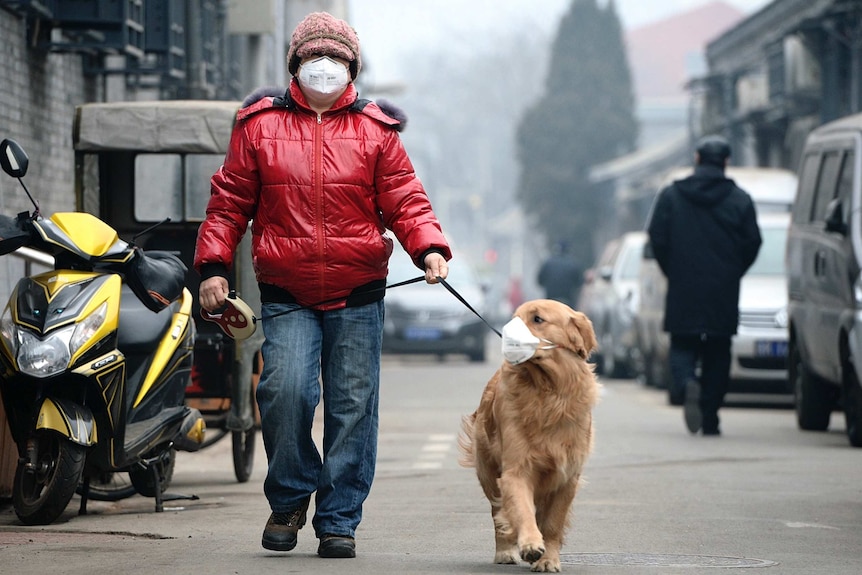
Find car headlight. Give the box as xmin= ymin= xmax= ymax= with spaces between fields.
xmin=774 ymin=307 xmax=788 ymax=329
xmin=18 ymin=325 xmax=73 ymax=378
xmin=0 ymin=305 xmax=19 ymax=358
xmin=856 ymin=273 xmax=862 ymax=305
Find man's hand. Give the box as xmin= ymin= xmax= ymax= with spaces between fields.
xmin=424 ymin=252 xmax=449 ymax=284
xmin=199 ymin=276 xmax=229 ymax=312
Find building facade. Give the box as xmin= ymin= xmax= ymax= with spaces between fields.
xmin=698 ymin=0 xmax=862 ymax=170
xmin=0 ymin=0 xmax=347 ymax=298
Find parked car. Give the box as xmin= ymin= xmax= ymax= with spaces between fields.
xmin=729 ymin=211 xmax=791 ymax=393
xmin=578 ymin=237 xmax=619 ymax=372
xmin=577 ymin=231 xmax=646 ymax=377
xmin=382 ymin=245 xmax=488 ymax=362
xmin=786 ymin=113 xmax=862 ymax=447
xmin=637 ymin=166 xmax=798 ymax=401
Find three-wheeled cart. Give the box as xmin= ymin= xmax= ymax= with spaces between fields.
xmin=72 ymin=101 xmax=263 ymax=491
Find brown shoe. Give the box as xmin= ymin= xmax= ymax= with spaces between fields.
xmin=261 ymin=499 xmax=309 ymax=551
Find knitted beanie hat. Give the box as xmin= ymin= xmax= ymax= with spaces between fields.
xmin=287 ymin=12 xmax=361 ymax=79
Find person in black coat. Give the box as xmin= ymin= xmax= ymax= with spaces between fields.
xmin=647 ymin=135 xmax=762 ymax=436
xmin=537 ymin=241 xmax=584 ymax=307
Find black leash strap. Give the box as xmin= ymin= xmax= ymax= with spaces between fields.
xmin=258 ymin=275 xmax=426 ymax=322
xmin=436 ymin=276 xmax=502 ymax=338
xmin=255 ymin=274 xmax=502 ymax=339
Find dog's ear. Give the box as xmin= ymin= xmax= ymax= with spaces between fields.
xmin=566 ymin=311 xmax=598 ymax=359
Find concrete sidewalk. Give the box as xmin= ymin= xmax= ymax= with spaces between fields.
xmin=0 ymin=431 xmax=497 ymax=575
xmin=2 ymin=374 xmax=861 ymax=574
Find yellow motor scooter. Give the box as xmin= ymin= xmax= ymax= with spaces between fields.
xmin=0 ymin=138 xmax=205 ymax=525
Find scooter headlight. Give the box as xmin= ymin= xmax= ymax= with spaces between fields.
xmin=18 ymin=325 xmax=73 ymax=378
xmin=0 ymin=305 xmax=19 ymax=357
xmin=71 ymin=302 xmax=107 ymax=357
xmin=12 ymin=302 xmax=108 ymax=378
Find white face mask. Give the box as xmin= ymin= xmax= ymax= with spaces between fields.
xmin=298 ymin=56 xmax=350 ymax=96
xmin=501 ymin=317 xmax=557 ymax=365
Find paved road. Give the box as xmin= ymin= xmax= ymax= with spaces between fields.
xmin=1 ymin=349 xmax=860 ymax=574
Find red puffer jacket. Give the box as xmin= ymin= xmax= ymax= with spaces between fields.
xmin=194 ymin=80 xmax=451 ymax=310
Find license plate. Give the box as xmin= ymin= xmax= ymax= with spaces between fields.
xmin=404 ymin=326 xmax=442 ymax=340
xmin=755 ymin=340 xmax=788 ymax=357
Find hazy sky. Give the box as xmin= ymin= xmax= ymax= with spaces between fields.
xmin=350 ymin=0 xmax=772 ymax=83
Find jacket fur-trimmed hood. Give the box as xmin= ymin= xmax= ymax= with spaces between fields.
xmin=239 ymin=85 xmax=408 ymax=132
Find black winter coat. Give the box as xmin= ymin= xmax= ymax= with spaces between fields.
xmin=647 ymin=165 xmax=762 ymax=336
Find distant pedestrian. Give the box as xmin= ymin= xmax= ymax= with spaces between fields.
xmin=537 ymin=241 xmax=584 ymax=307
xmin=646 ymin=135 xmax=761 ymax=436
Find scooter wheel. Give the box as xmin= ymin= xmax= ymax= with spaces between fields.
xmin=13 ymin=432 xmax=86 ymax=525
xmin=77 ymin=472 xmax=137 ymax=501
xmin=232 ymin=427 xmax=256 ymax=483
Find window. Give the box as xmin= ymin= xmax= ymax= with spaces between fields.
xmin=747 ymin=226 xmax=787 ymax=276
xmin=186 ymin=155 xmax=223 ymax=220
xmin=836 ymin=150 xmax=855 ymax=229
xmin=811 ymin=151 xmax=842 ymax=222
xmin=135 ymin=154 xmax=182 ymax=222
xmin=617 ymin=240 xmax=644 ymax=280
xmin=792 ymin=153 xmax=820 ymax=224
xmin=134 ymin=153 xmax=223 ymax=222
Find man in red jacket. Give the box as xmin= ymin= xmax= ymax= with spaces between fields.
xmin=194 ymin=11 xmax=451 ymax=559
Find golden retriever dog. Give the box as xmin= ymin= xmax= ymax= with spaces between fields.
xmin=459 ymin=299 xmax=600 ymax=573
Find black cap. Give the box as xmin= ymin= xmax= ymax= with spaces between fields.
xmin=696 ymin=135 xmax=731 ymax=167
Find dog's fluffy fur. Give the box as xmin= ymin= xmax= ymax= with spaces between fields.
xmin=459 ymin=299 xmax=600 ymax=573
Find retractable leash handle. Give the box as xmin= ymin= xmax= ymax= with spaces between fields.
xmin=199 ymin=290 xmax=258 ymax=340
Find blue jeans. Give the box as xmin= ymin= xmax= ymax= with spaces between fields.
xmin=256 ymin=300 xmax=384 ymax=539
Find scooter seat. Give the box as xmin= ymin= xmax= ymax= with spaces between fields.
xmin=117 ymin=284 xmax=178 ymax=353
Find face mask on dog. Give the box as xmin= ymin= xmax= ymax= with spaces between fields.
xmin=501 ymin=317 xmax=557 ymax=365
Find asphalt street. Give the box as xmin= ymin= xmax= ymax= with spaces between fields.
xmin=1 ymin=345 xmax=860 ymax=574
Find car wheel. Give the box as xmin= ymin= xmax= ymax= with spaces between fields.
xmin=789 ymin=340 xmax=833 ymax=431
xmin=843 ymin=360 xmax=862 ymax=448
xmin=599 ymin=332 xmax=616 ymax=377
xmin=468 ymin=348 xmax=486 ymax=363
xmin=667 ymin=386 xmax=684 ymax=406
xmin=639 ymin=350 xmax=654 ymax=386
xmin=651 ymin=354 xmax=670 ymax=390
xmin=631 ymin=347 xmax=648 ymax=385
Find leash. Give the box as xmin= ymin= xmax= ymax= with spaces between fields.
xmin=200 ymin=277 xmax=425 ymax=339
xmin=435 ymin=276 xmax=502 ymax=338
xmin=201 ymin=274 xmax=502 ymax=340
xmin=257 ymin=275 xmax=426 ymax=321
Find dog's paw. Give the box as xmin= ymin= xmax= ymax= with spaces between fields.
xmin=531 ymin=557 xmax=562 ymax=572
xmin=520 ymin=542 xmax=546 ymax=564
xmin=494 ymin=549 xmax=519 ymax=565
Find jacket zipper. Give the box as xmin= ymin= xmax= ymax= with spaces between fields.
xmin=314 ymin=113 xmax=325 ymax=296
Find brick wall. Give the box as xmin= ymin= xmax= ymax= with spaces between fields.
xmin=0 ymin=10 xmax=97 ymax=293
xmin=0 ymin=11 xmax=96 ymax=215
xmin=0 ymin=10 xmax=98 ymax=488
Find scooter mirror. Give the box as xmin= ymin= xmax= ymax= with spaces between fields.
xmin=0 ymin=139 xmax=29 ymax=178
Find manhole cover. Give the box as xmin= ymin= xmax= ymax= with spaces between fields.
xmin=560 ymin=553 xmax=778 ymax=568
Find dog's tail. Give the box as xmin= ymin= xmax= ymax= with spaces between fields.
xmin=457 ymin=413 xmax=476 ymax=468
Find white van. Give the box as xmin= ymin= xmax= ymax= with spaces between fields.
xmin=786 ymin=112 xmax=862 ymax=447
xmin=637 ymin=167 xmax=797 ymax=404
